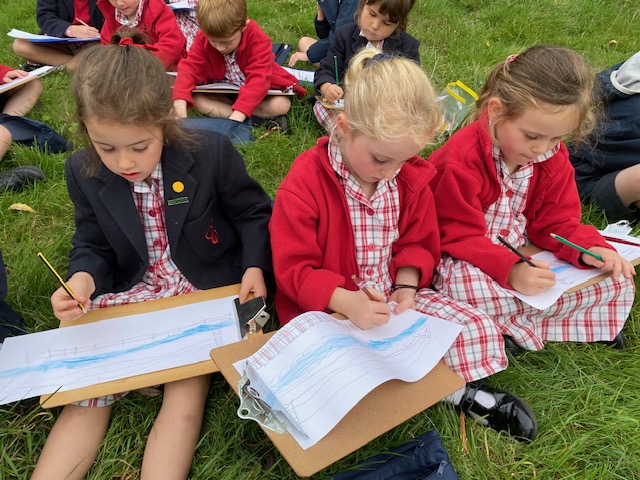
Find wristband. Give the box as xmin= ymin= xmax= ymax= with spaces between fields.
xmin=391 ymin=283 xmax=420 ymax=292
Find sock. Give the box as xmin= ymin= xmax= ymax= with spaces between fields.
xmin=443 ymin=385 xmax=497 ymax=409
xmin=443 ymin=386 xmax=465 ymax=405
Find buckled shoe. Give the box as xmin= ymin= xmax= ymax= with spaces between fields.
xmin=460 ymin=381 xmax=538 ymax=442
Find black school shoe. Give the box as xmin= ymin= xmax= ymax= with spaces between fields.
xmin=251 ymin=115 xmax=289 ymax=133
xmin=0 ymin=165 xmax=45 ymax=192
xmin=459 ymin=381 xmax=538 ymax=442
xmin=597 ymin=332 xmax=625 ymax=349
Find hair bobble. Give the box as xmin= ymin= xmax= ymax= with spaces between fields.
xmin=505 ymin=53 xmax=519 ymax=63
xmin=118 ymin=37 xmax=159 ymax=53
xmin=366 ymin=52 xmax=391 ymax=67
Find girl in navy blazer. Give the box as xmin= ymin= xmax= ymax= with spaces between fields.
xmin=32 ymin=32 xmax=272 ymax=480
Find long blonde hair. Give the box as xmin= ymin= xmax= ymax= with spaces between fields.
xmin=341 ymin=47 xmax=442 ymax=149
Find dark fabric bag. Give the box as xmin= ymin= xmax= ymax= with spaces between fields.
xmin=0 ymin=249 xmax=26 ymax=344
xmin=179 ymin=117 xmax=254 ymax=145
xmin=272 ymin=43 xmax=291 ymax=66
xmin=0 ymin=114 xmax=72 ymax=153
xmin=330 ymin=430 xmax=460 ymax=480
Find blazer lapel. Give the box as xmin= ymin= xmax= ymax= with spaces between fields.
xmin=98 ymin=172 xmax=147 ymax=261
xmin=162 ymin=151 xmax=197 ymax=248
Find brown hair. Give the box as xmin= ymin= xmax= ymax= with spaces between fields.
xmin=341 ymin=48 xmax=441 ymax=149
xmin=73 ymin=29 xmax=189 ymax=175
xmin=358 ymin=0 xmax=415 ymax=32
xmin=197 ymin=0 xmax=247 ymax=38
xmin=473 ymin=45 xmax=595 ymax=141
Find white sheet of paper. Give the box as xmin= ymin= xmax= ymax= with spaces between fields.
xmin=282 ymin=66 xmax=315 ymax=84
xmin=508 ymin=239 xmax=640 ymax=310
xmin=0 ymin=66 xmax=54 ymax=95
xmin=0 ymin=296 xmax=241 ymax=405
xmin=241 ymin=308 xmax=463 ymax=449
xmin=7 ymin=29 xmax=99 ymax=43
xmin=168 ymin=0 xmax=195 ymax=10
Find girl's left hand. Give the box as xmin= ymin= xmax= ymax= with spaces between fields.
xmin=239 ymin=267 xmax=267 ymax=303
xmin=582 ymin=246 xmax=636 ymax=280
xmin=3 ymin=69 xmax=28 ymax=83
xmin=389 ymin=287 xmax=416 ymax=314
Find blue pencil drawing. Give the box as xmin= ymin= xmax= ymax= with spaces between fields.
xmin=0 ymin=295 xmax=241 ymax=406
xmin=243 ymin=309 xmax=463 ymax=450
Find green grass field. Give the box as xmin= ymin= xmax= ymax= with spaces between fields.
xmin=1 ymin=0 xmax=640 ymax=478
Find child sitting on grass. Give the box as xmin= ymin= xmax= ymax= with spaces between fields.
xmin=98 ymin=0 xmax=186 ymax=69
xmin=31 ymin=31 xmax=272 ymax=480
xmin=172 ymin=0 xmax=306 ymax=132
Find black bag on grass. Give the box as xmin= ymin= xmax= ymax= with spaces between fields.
xmin=330 ymin=430 xmax=459 ymax=480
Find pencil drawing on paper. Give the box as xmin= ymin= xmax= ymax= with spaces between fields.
xmin=244 ymin=309 xmax=463 ymax=449
xmin=0 ymin=296 xmax=241 ymax=405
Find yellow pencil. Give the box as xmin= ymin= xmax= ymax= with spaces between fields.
xmin=75 ymin=17 xmax=90 ymax=28
xmin=37 ymin=252 xmax=88 ymax=314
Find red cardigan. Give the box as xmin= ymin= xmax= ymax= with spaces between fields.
xmin=0 ymin=64 xmax=13 ymax=83
xmin=98 ymin=0 xmax=186 ymax=69
xmin=270 ymin=137 xmax=441 ymax=324
xmin=428 ymin=113 xmax=612 ymax=287
xmin=172 ymin=20 xmax=306 ymax=118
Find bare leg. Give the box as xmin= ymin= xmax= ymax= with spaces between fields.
xmin=193 ymin=94 xmax=234 ymax=118
xmin=615 ymin=164 xmax=640 ymax=210
xmin=12 ymin=39 xmax=73 ymax=67
xmin=253 ymin=96 xmax=292 ymax=118
xmin=3 ymin=79 xmax=42 ymax=117
xmin=31 ymin=404 xmax=113 ymax=480
xmin=0 ymin=126 xmax=11 ymax=163
xmin=140 ymin=374 xmax=210 ymax=480
xmin=298 ymin=37 xmax=318 ymax=53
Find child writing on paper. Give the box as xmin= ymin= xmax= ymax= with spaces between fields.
xmin=31 ymin=31 xmax=272 ymax=480
xmin=288 ymin=0 xmax=358 ymax=67
xmin=271 ymin=47 xmax=538 ymax=442
xmin=313 ymin=0 xmax=419 ymax=131
xmin=172 ymin=0 xmax=306 ymax=130
xmin=98 ymin=0 xmax=186 ymax=69
xmin=429 ymin=46 xmax=635 ymax=359
xmin=12 ymin=0 xmax=104 ymax=72
xmin=0 ymin=63 xmax=45 ymax=187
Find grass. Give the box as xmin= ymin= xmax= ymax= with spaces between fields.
xmin=1 ymin=0 xmax=640 ymax=478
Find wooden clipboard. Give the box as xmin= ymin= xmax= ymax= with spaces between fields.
xmin=520 ymin=244 xmax=640 ymax=293
xmin=40 ymin=284 xmax=241 ymax=408
xmin=210 ymin=332 xmax=465 ymax=478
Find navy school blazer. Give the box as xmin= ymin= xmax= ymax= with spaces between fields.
xmin=64 ymin=129 xmax=273 ymax=297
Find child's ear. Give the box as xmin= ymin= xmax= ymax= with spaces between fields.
xmin=241 ymin=18 xmax=250 ymax=32
xmin=335 ymin=112 xmax=349 ymax=138
xmin=486 ymin=97 xmax=503 ymax=123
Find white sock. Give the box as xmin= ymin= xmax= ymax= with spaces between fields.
xmin=443 ymin=385 xmax=497 ymax=409
xmin=443 ymin=386 xmax=465 ymax=405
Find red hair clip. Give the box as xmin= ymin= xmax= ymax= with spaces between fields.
xmin=505 ymin=53 xmax=519 ymax=63
xmin=118 ymin=37 xmax=159 ymax=53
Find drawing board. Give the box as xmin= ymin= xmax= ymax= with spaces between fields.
xmin=210 ymin=331 xmax=465 ymax=478
xmin=37 ymin=284 xmax=241 ymax=407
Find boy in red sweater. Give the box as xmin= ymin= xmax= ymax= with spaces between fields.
xmin=172 ymin=0 xmax=305 ymax=130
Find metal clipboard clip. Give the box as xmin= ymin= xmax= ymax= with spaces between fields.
xmin=237 ymin=372 xmax=288 ymax=434
xmin=234 ymin=296 xmax=270 ymax=338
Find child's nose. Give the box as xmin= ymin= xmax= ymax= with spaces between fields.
xmin=117 ymin=154 xmax=135 ymax=170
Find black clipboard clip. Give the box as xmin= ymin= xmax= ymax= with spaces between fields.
xmin=234 ymin=296 xmax=269 ymax=338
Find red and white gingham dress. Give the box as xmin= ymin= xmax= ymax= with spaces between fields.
xmin=75 ymin=165 xmax=199 ymax=407
xmin=166 ymin=0 xmax=199 ymax=50
xmin=434 ymin=146 xmax=634 ymax=373
xmin=330 ymin=138 xmax=503 ymax=383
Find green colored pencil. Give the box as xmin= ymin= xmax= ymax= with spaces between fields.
xmin=550 ymin=233 xmax=604 ymax=261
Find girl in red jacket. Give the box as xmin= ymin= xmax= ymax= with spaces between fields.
xmin=271 ymin=47 xmax=538 ymax=442
xmin=430 ymin=46 xmax=635 ymax=375
xmin=98 ymin=0 xmax=186 ymax=69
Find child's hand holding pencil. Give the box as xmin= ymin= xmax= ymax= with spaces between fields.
xmin=49 ymin=271 xmax=96 ymax=321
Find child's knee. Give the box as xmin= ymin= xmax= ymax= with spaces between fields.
xmin=265 ymin=96 xmax=292 ymax=116
xmin=12 ymin=39 xmax=30 ymax=57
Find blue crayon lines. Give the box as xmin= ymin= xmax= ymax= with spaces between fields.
xmin=270 ymin=315 xmax=428 ymax=394
xmin=0 ymin=321 xmax=232 ymax=380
